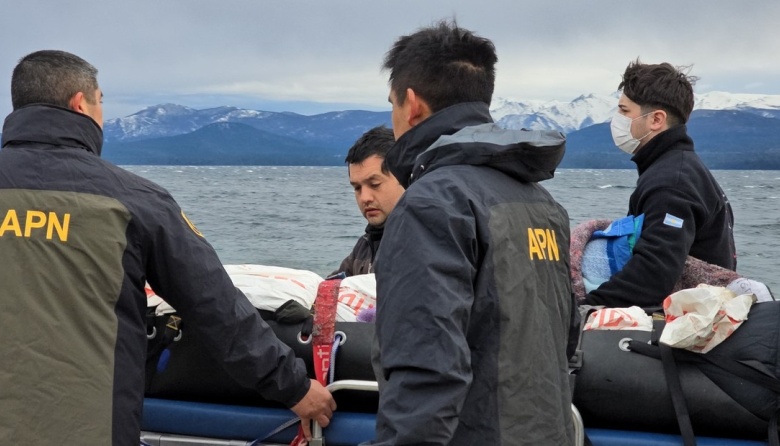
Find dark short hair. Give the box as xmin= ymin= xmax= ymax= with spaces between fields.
xmin=382 ymin=19 xmax=497 ymax=113
xmin=618 ymin=58 xmax=698 ymax=125
xmin=344 ymin=125 xmax=395 ymax=174
xmin=11 ymin=50 xmax=99 ymax=110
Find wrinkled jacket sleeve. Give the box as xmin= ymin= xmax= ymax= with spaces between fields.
xmin=372 ymin=192 xmax=477 ymax=445
xmin=584 ymin=186 xmax=700 ymax=308
xmin=142 ymin=197 xmax=310 ymax=407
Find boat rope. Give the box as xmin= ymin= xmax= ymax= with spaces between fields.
xmin=252 ymin=277 xmax=343 ymax=446
xmin=248 ymin=415 xmax=302 ymax=446
xmin=328 ymin=332 xmax=344 ymax=385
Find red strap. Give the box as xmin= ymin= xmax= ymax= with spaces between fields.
xmin=290 ymin=435 xmax=308 ymax=446
xmin=312 ymin=278 xmax=341 ymax=385
xmin=290 ymin=278 xmax=341 ymax=446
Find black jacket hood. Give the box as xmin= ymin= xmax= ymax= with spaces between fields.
xmin=385 ymin=101 xmax=566 ymax=188
xmin=2 ymin=104 xmax=104 ymax=156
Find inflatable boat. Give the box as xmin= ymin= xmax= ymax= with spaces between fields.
xmin=140 ymin=270 xmax=779 ymax=445
xmin=140 ymin=319 xmax=776 ymax=445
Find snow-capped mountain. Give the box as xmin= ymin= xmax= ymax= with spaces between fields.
xmin=104 ymin=104 xmax=275 ymax=142
xmin=105 ymin=92 xmax=780 ymax=144
xmin=491 ymin=93 xmax=619 ymax=134
xmin=101 ymin=93 xmax=780 ymax=168
xmin=103 ymin=104 xmax=390 ymax=147
xmin=101 ymin=91 xmax=780 ymax=165
xmin=693 ymin=92 xmax=780 ymax=119
xmin=491 ymin=91 xmax=780 ymax=134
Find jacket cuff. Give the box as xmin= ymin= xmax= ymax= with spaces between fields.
xmin=281 ymin=371 xmax=311 ymax=408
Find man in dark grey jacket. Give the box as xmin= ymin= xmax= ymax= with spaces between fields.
xmin=332 ymin=125 xmax=404 ymax=277
xmin=370 ymin=21 xmax=575 ymax=445
xmin=0 ymin=50 xmax=335 ymax=446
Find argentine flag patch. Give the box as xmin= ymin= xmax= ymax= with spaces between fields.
xmin=663 ymin=213 xmax=684 ymax=228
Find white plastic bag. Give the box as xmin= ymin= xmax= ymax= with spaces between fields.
xmin=224 ymin=264 xmax=324 ymax=312
xmin=584 ymin=306 xmax=653 ymax=331
xmin=660 ymin=284 xmax=755 ymax=353
xmin=336 ymin=273 xmax=376 ymax=322
xmin=145 ymin=283 xmax=176 ymax=315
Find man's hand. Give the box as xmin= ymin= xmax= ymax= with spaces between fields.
xmin=291 ymin=379 xmax=337 ymax=440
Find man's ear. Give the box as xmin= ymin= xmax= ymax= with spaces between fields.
xmin=650 ymin=109 xmax=668 ymax=131
xmin=68 ymin=92 xmax=86 ymax=113
xmin=406 ymin=88 xmax=432 ymax=127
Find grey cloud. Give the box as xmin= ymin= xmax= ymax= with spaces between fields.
xmin=1 ymin=0 xmax=779 ymax=119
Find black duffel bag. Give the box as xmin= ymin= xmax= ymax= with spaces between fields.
xmin=144 ymin=307 xmax=378 ymax=412
xmin=573 ymin=300 xmax=780 ymax=441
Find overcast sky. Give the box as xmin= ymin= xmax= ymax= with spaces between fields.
xmin=2 ymin=0 xmax=779 ymax=120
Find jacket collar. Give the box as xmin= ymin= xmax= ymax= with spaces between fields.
xmin=364 ymin=223 xmax=384 ymax=242
xmin=385 ymin=101 xmax=565 ymax=187
xmin=385 ymin=102 xmax=493 ymax=188
xmin=2 ymin=104 xmax=104 ymax=156
xmin=632 ymin=124 xmax=693 ymax=175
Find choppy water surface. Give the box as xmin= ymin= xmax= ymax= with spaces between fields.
xmin=125 ymin=166 xmax=779 ymax=291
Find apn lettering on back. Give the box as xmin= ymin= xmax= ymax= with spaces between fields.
xmin=527 ymin=227 xmax=559 ymax=261
xmin=0 ymin=209 xmax=71 ymax=242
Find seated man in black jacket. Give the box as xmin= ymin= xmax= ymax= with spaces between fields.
xmin=332 ymin=125 xmax=404 ymax=276
xmin=582 ymin=59 xmax=737 ymax=308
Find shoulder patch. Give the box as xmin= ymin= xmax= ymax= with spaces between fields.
xmin=663 ymin=213 xmax=684 ymax=228
xmin=181 ymin=210 xmax=204 ymax=237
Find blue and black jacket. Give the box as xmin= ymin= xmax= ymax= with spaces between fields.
xmin=0 ymin=105 xmax=309 ymax=445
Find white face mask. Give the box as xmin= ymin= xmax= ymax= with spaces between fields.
xmin=610 ymin=112 xmax=653 ymax=155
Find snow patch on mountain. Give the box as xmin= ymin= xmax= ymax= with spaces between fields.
xmin=695 ymin=91 xmax=780 ymax=111
xmin=491 ymin=91 xmax=780 ymax=134
xmin=492 ymin=93 xmax=618 ymax=133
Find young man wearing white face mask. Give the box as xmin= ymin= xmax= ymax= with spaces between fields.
xmin=581 ymin=59 xmax=736 ymax=308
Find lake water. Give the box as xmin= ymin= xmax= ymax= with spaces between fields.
xmin=124 ymin=166 xmax=780 ymax=292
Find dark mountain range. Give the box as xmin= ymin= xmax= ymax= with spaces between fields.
xmin=102 ymin=104 xmax=393 ymax=165
xmin=4 ymin=102 xmax=779 ymax=169
xmin=561 ymin=110 xmax=780 ymax=169
xmin=104 ymin=122 xmax=343 ymax=166
xmin=102 ymin=107 xmax=780 ymax=169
